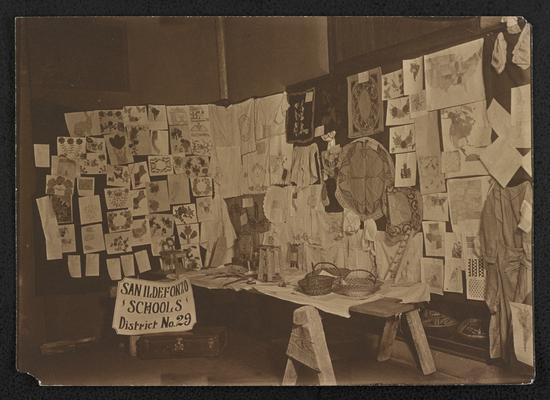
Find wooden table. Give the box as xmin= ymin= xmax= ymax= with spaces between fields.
xmin=350 ymin=297 xmax=436 ymax=375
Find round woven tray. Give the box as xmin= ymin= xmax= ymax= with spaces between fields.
xmin=332 ymin=269 xmax=380 ymax=297
xmin=297 ymin=262 xmax=349 ymax=296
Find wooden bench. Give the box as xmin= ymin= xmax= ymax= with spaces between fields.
xmin=350 ymin=297 xmax=436 ymax=375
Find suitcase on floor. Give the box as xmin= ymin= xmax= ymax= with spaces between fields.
xmin=136 ymin=326 xmax=227 ymax=359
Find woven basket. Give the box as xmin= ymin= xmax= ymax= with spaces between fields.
xmin=333 ymin=269 xmax=380 ymax=297
xmin=297 ymin=262 xmax=348 ymax=296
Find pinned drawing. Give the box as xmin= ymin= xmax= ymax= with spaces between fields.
xmin=422 ymin=193 xmax=449 ymax=221
xmin=148 ymin=213 xmax=175 ymax=238
xmin=191 ymin=177 xmax=213 ymax=197
xmin=169 ymin=125 xmax=192 ymax=155
xmin=386 ymin=97 xmax=412 ymax=126
xmin=176 ymin=223 xmax=200 ymax=245
xmin=59 ymin=224 xmax=76 ymax=253
xmin=181 ymin=156 xmax=210 ymax=178
xmin=409 ymin=90 xmax=427 ymax=118
xmin=382 ymin=69 xmax=404 ymax=100
xmin=347 ymin=67 xmax=384 ymax=138
xmin=394 ymin=152 xmax=417 ymax=187
xmin=46 ymin=175 xmax=74 ymax=197
xmin=179 ymin=244 xmax=203 ymax=270
xmin=65 ymin=111 xmax=100 ymax=137
xmin=107 ymin=209 xmax=132 ymax=233
xmin=130 ymin=218 xmax=151 ymax=247
xmin=51 ymin=194 xmax=73 ymax=224
xmin=129 ymin=161 xmax=150 ymax=189
xmin=389 ymin=124 xmax=415 ymax=154
xmin=167 ymin=174 xmax=191 ymax=205
xmin=440 ymin=101 xmax=491 ymax=153
xmin=85 ymin=136 xmax=106 ymax=154
xmin=172 ymin=203 xmax=197 ymax=225
xmin=57 ymin=137 xmax=86 ymax=161
xmin=79 ymin=153 xmax=107 ymax=175
xmin=147 ymin=105 xmax=168 ymax=130
xmin=196 ymin=196 xmax=213 ymax=222
xmin=444 ymin=259 xmax=464 ymax=293
xmin=104 ymin=187 xmax=131 ymax=210
xmin=130 ymin=188 xmax=149 ymax=217
xmin=81 ymin=223 xmax=105 ymax=254
xmin=150 ymin=129 xmax=170 ymax=155
xmin=123 ymin=105 xmax=148 ymax=125
xmin=421 ymin=257 xmax=444 ymax=295
xmin=447 ymin=176 xmax=492 ymax=233
xmin=148 ymin=155 xmax=173 ymax=176
xmin=510 ymin=302 xmax=534 ymax=367
xmin=105 ymin=231 xmax=132 ymax=255
xmin=127 ymin=125 xmax=152 ymax=156
xmin=424 ymin=38 xmax=485 ymax=110
xmin=98 ymin=109 xmax=125 ymax=135
xmin=418 ymin=155 xmax=446 ymax=194
xmin=78 ymin=195 xmax=102 ymax=225
xmin=422 ymin=221 xmax=446 ymax=257
xmin=105 ymin=132 xmax=134 ymax=166
xmin=166 ymin=105 xmax=189 ymax=126
xmin=403 ymin=56 xmax=424 ymax=95
xmin=145 ymin=180 xmax=170 ymax=213
xmin=106 ymin=165 xmax=131 ymax=187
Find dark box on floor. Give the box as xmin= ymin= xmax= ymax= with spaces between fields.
xmin=137 ymin=326 xmax=227 ymax=359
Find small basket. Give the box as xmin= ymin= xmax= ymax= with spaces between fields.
xmin=333 ymin=269 xmax=380 ymax=297
xmin=297 ymin=262 xmax=348 ymax=296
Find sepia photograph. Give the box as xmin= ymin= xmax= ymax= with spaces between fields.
xmin=15 ymin=15 xmax=534 ymax=387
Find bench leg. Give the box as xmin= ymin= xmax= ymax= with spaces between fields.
xmin=377 ymin=315 xmax=400 ymax=362
xmin=282 ymin=358 xmax=298 ymax=385
xmin=405 ymin=309 xmax=436 ymax=375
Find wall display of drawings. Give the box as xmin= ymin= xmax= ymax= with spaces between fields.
xmin=33 ymin=32 xmax=532 ymax=352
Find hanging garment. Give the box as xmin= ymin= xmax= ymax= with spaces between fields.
xmin=491 ymin=32 xmax=507 ymax=74
xmin=268 ymin=134 xmax=293 ymax=186
xmin=288 ymin=184 xmax=327 ymax=245
xmin=512 ymin=23 xmax=531 ymax=70
xmin=230 ymin=98 xmax=256 ymax=155
xmin=314 ymin=79 xmax=347 ymax=136
xmin=209 ymin=104 xmax=237 ymax=147
xmin=200 ymin=193 xmax=237 ymax=268
xmin=286 ymin=89 xmax=315 ymax=143
xmin=254 ymin=92 xmax=289 ymax=140
xmin=242 ymin=140 xmax=270 ymax=194
xmin=263 ymin=185 xmax=293 ymax=224
xmin=210 ymin=145 xmax=242 ymax=199
xmin=479 ymin=181 xmax=533 ymax=363
xmin=290 ymin=143 xmax=320 ymax=188
xmin=335 ymin=138 xmax=394 ymax=221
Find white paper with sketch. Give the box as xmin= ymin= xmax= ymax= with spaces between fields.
xmin=424 ymin=38 xmax=485 ymax=110
xmin=403 ymin=56 xmax=424 ymax=95
xmin=36 ymin=196 xmax=63 ymax=260
xmin=134 ymin=249 xmax=152 ymax=273
xmin=480 ymin=136 xmax=522 ymax=187
xmin=447 ymin=176 xmax=492 ymax=233
xmin=510 ymin=302 xmax=534 ymax=367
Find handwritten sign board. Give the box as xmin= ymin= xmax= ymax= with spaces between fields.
xmin=112 ymin=277 xmax=196 ymax=335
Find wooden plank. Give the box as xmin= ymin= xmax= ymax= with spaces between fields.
xmin=377 ymin=316 xmax=400 ymax=362
xmin=405 ymin=309 xmax=436 ymax=375
xmin=350 ymin=298 xmax=415 ymax=318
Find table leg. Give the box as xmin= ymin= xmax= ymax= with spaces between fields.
xmin=377 ymin=315 xmax=400 ymax=362
xmin=405 ymin=309 xmax=436 ymax=375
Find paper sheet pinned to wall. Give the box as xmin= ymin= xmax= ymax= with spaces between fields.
xmin=480 ymin=137 xmax=522 ymax=187
xmin=510 ymin=302 xmax=534 ymax=367
xmin=85 ymin=253 xmax=100 ymax=277
xmin=487 ymin=99 xmax=531 ymax=149
xmin=67 ymin=255 xmax=82 ymax=278
xmin=107 ymin=258 xmax=122 ymax=281
xmin=36 ymin=196 xmax=62 ymax=260
xmin=121 ymin=254 xmax=136 ymax=277
xmin=135 ymin=249 xmax=151 ymax=273
xmin=34 ymin=144 xmax=50 ymax=168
